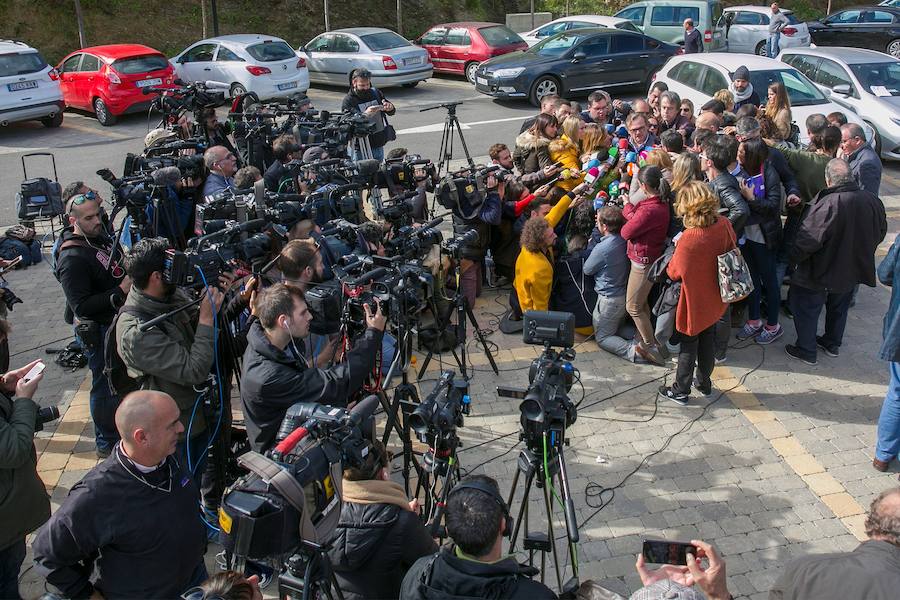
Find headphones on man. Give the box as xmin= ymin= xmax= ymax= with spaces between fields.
xmin=448 ymin=480 xmax=514 ymax=538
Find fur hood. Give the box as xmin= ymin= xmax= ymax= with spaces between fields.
xmin=549 ymin=134 xmax=577 ymax=154
xmin=515 ymin=129 xmax=552 ymax=150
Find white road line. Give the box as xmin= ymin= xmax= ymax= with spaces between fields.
xmin=396 ymin=114 xmax=529 ymax=136
xmin=0 ymin=146 xmax=47 ymax=156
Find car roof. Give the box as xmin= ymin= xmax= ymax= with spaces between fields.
xmin=781 ymin=46 xmax=897 ymax=64
xmin=0 ymin=40 xmax=38 ymax=54
xmin=838 ymin=5 xmax=900 ymax=13
xmin=77 ymin=44 xmax=163 ymax=60
xmin=430 ymin=22 xmax=505 ymax=28
xmin=333 ymin=27 xmax=399 ymax=36
xmin=673 ymin=52 xmax=789 ymax=71
xmin=725 ymin=5 xmax=794 ymax=14
xmin=196 ymin=34 xmax=289 ymax=46
xmin=621 ymin=0 xmax=716 ymax=6
xmin=565 ymin=26 xmax=639 ymax=36
xmin=547 ymin=15 xmax=631 ymax=25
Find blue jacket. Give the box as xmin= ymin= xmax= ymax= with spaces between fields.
xmin=848 ymin=144 xmax=883 ymax=196
xmin=878 ymin=233 xmax=900 ymax=362
xmin=583 ymin=230 xmax=629 ymax=297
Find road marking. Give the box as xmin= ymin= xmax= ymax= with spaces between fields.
xmin=397 ymin=114 xmax=529 ymax=136
xmin=0 ymin=145 xmax=47 ymax=156
xmin=62 ymin=121 xmax=132 ymax=140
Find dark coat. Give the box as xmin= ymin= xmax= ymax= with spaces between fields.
xmin=847 ymin=143 xmax=883 ymax=195
xmin=513 ymin=130 xmax=553 ymax=175
xmin=790 ymin=182 xmax=887 ymax=293
xmin=341 ymin=87 xmax=395 ymax=150
xmin=878 ymin=233 xmax=900 ymax=362
xmin=328 ymin=501 xmax=438 ymax=600
xmin=400 ymin=547 xmax=557 ymax=600
xmin=55 ymin=229 xmax=126 ymax=325
xmin=551 ymin=247 xmax=599 ymax=330
xmin=710 ymin=172 xmax=749 ymax=237
xmin=240 ymin=321 xmax=383 ymax=453
xmin=769 ymin=540 xmax=900 ymax=600
xmin=745 ymin=161 xmax=784 ymax=250
xmin=263 ymin=159 xmax=290 ymax=193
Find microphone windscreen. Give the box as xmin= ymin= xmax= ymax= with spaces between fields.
xmin=151 ymin=166 xmax=182 ymax=186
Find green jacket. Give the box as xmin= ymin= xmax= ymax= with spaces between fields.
xmin=116 ymin=287 xmax=215 ymax=436
xmin=0 ymin=392 xmax=50 ymax=550
xmin=779 ymin=146 xmax=829 ymax=208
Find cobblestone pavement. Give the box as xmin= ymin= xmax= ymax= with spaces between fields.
xmin=13 ymin=176 xmax=900 ymax=599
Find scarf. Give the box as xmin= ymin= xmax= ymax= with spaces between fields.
xmin=341 ymin=478 xmax=413 ymax=512
xmin=730 ymin=81 xmax=754 ymax=104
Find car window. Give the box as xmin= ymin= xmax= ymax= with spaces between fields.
xmin=850 ymin=61 xmax=900 ymax=96
xmin=530 ymin=32 xmax=588 ymax=57
xmin=536 ymin=21 xmax=570 ymax=37
xmin=700 ymin=67 xmax=728 ymax=96
xmin=215 ymin=46 xmax=242 ymax=62
xmin=59 ymin=54 xmax=81 ymax=74
xmin=650 ymin=6 xmax=700 ymax=26
xmin=420 ymin=27 xmax=447 ymax=45
xmin=616 ymin=6 xmax=647 ymax=24
xmin=670 ymin=61 xmax=704 ymax=89
xmin=751 ymin=69 xmax=827 ymax=106
xmin=785 ymin=13 xmax=800 ymax=25
xmin=331 ymin=35 xmax=360 ymax=53
xmin=307 ymin=35 xmax=332 ymax=52
xmin=446 ymin=28 xmax=471 ymax=46
xmin=863 ymin=10 xmax=895 ymax=23
xmin=612 ymin=33 xmax=645 ymax=53
xmin=568 ymin=21 xmax=597 ymax=30
xmin=578 ymin=36 xmax=610 ymax=56
xmin=827 ymin=10 xmax=862 ymax=24
xmin=78 ymin=54 xmax=100 ymax=72
xmin=732 ymin=11 xmax=763 ymax=26
xmin=113 ymin=54 xmax=170 ymax=73
xmin=182 ymin=43 xmax=216 ymax=63
xmin=816 ymin=58 xmax=853 ymax=90
xmin=246 ymin=41 xmax=296 ymax=62
xmin=1 ymin=51 xmax=48 ymax=77
xmin=615 ymin=21 xmax=642 ymax=33
xmin=782 ymin=55 xmax=820 ymax=80
xmin=360 ymin=31 xmax=411 ymax=51
xmin=479 ymin=25 xmax=523 ymax=47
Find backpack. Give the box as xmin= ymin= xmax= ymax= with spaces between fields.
xmin=103 ymin=306 xmax=153 ymax=397
xmin=51 ymin=237 xmax=91 ymax=282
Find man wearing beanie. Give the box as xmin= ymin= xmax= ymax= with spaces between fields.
xmin=730 ymin=66 xmax=760 ymax=111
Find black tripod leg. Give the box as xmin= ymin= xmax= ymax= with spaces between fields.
xmin=451 ymin=117 xmax=476 ymax=172
xmin=464 ymin=298 xmax=499 ymax=375
xmin=509 ymin=465 xmax=535 ymax=552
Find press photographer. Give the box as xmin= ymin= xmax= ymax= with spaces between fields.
xmin=342 ymin=68 xmax=395 ymax=161
xmin=240 ymin=283 xmax=386 ymax=453
xmin=203 ymin=146 xmax=238 ymax=198
xmin=0 ymin=359 xmax=50 ymax=600
xmin=264 ymin=134 xmax=300 ymax=193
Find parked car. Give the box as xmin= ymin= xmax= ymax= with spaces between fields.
xmin=806 ymin=6 xmax=900 ymax=58
xmin=723 ymin=6 xmax=810 ymax=55
xmin=416 ymin=22 xmax=526 ymax=83
xmin=302 ymin=27 xmax=432 ymax=88
xmin=56 ymin=44 xmax=174 ymax=126
xmin=653 ymin=53 xmax=873 ymax=145
xmin=172 ymin=34 xmax=309 ymax=100
xmin=0 ymin=39 xmax=64 ymax=128
xmin=614 ymin=0 xmax=727 ymax=51
xmin=880 ymin=0 xmax=900 ymax=6
xmin=519 ymin=15 xmax=642 ymax=46
xmin=779 ymin=46 xmax=900 ymax=158
xmin=474 ymin=27 xmax=680 ymax=106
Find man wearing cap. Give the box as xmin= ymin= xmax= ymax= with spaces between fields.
xmin=729 ymin=66 xmax=760 ymax=110
xmin=341 ymin=68 xmax=395 ymax=161
xmin=684 ymin=18 xmax=703 ymax=54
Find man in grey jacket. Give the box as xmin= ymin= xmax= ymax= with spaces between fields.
xmin=768 ymin=3 xmax=789 ymax=58
xmin=841 ymin=123 xmax=882 ymax=195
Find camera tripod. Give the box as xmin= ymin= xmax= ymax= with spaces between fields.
xmin=420 ymin=101 xmax=476 ymax=218
xmin=419 ymin=431 xmax=462 ymax=541
xmin=278 ymin=541 xmax=345 ymax=600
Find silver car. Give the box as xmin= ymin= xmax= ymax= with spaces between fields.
xmin=779 ymin=46 xmax=900 ymax=160
xmin=301 ymin=27 xmax=432 ymax=88
xmin=723 ymin=6 xmax=810 ymax=55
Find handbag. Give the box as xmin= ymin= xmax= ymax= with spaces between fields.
xmin=717 ymin=227 xmax=754 ymax=303
xmin=4 ymin=225 xmax=36 ymax=244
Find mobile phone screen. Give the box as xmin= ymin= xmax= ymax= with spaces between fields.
xmin=642 ymin=540 xmax=697 ymax=566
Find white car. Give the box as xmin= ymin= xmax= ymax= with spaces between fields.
xmin=723 ymin=6 xmax=810 ymax=55
xmin=171 ymin=34 xmax=309 ymax=100
xmin=520 ymin=15 xmax=642 ymax=46
xmin=0 ymin=39 xmax=64 ymax=127
xmin=652 ymin=53 xmax=874 ymax=145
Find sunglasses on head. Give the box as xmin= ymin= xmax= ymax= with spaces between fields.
xmin=67 ymin=191 xmax=97 ymax=212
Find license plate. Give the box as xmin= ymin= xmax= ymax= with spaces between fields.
xmin=277 ymin=81 xmax=298 ymax=91
xmin=404 ymin=57 xmax=421 ymax=66
xmin=476 ymin=76 xmax=488 ymax=86
xmin=135 ymin=78 xmax=162 ymax=88
xmin=7 ymin=80 xmax=37 ymax=92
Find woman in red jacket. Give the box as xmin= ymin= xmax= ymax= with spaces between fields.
xmin=659 ymin=181 xmax=737 ymax=405
xmin=621 ymin=166 xmax=670 ymax=364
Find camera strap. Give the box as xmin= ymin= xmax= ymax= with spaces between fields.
xmin=237 ymin=451 xmax=319 ymax=542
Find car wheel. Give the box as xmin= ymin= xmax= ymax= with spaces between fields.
xmin=41 ymin=112 xmax=63 ymax=128
xmin=866 ymin=122 xmax=883 ymax=156
xmin=529 ymin=75 xmax=560 ymax=107
xmin=93 ymin=98 xmax=116 ymax=126
xmin=230 ymin=83 xmax=248 ymax=99
xmin=465 ymin=61 xmax=481 ymax=84
xmin=888 ymin=39 xmax=900 ymax=58
xmin=755 ymin=41 xmax=768 ymax=56
xmin=402 ymin=81 xmax=419 ymax=88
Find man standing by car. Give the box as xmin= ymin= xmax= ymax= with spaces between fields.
xmin=684 ymin=18 xmax=703 ymax=54
xmin=342 ymin=68 xmax=395 ymax=161
xmin=768 ymin=3 xmax=789 ymax=58
xmin=841 ymin=123 xmax=883 ymax=195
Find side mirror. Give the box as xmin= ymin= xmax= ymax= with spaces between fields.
xmin=832 ymin=83 xmax=852 ymax=96
xmin=176 ymin=56 xmax=186 ymax=64
xmin=572 ymin=51 xmax=587 ymax=63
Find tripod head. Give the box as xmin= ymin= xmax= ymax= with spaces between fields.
xmin=420 ymin=101 xmax=464 ymax=115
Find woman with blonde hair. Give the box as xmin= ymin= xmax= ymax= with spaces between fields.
xmin=680 ymin=98 xmax=696 ymax=125
xmin=670 ymin=152 xmax=702 ymax=198
xmin=549 ymin=115 xmax=586 ymax=192
xmin=579 ymin=123 xmax=611 ymax=163
xmin=713 ymin=89 xmax=735 ymax=113
xmin=658 ymin=181 xmax=737 ymax=405
xmin=764 ymin=81 xmax=792 ymax=141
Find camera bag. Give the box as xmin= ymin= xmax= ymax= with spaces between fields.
xmin=16 ymin=177 xmax=64 ymax=219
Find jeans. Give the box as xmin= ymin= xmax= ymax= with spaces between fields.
xmin=83 ymin=326 xmax=121 ymax=454
xmin=655 ymin=309 xmax=676 ymax=349
xmin=0 ymin=538 xmax=25 ymax=600
xmin=743 ymin=240 xmax=781 ymax=326
xmin=625 ymin=262 xmax=656 ymax=346
xmin=789 ymin=284 xmax=854 ymax=360
xmin=460 ymin=259 xmax=482 ymax=312
xmin=593 ymin=295 xmax=635 ymax=361
xmin=876 ymin=362 xmax=900 ymax=462
xmin=767 ymin=33 xmax=781 ymax=58
xmin=674 ymin=323 xmax=716 ymax=394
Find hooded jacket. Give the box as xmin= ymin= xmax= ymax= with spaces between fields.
xmin=513 ymin=130 xmax=553 ymax=175
xmin=55 ymin=228 xmax=126 ymax=325
xmin=744 ymin=160 xmax=784 ymax=250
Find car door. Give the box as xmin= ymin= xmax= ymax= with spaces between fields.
xmin=727 ymin=11 xmax=762 ymax=54
xmin=75 ymin=53 xmax=102 ymax=108
xmin=663 ymin=60 xmax=705 ymax=104
xmin=328 ymin=34 xmax=361 ymax=85
xmin=561 ymin=33 xmax=612 ymax=92
xmin=57 ymin=53 xmax=82 ymax=107
xmin=815 ymin=58 xmax=860 ymax=113
xmin=859 ymin=10 xmax=897 ymax=52
xmin=303 ymin=34 xmax=333 ymax=84
xmin=418 ymin=27 xmax=448 ymax=70
xmin=441 ymin=27 xmax=472 ymax=76
xmin=177 ymin=43 xmax=217 ymax=82
xmin=817 ymin=10 xmax=863 ymax=47
xmin=213 ymin=44 xmax=244 ymax=87
xmin=608 ymin=33 xmax=646 ymax=88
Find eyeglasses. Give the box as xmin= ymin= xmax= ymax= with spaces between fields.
xmin=680 ymin=107 xmax=692 ymax=113
xmin=629 ymin=127 xmax=646 ymax=134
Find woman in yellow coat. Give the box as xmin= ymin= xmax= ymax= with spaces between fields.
xmin=515 ymin=217 xmax=558 ymax=313
xmin=548 ymin=115 xmax=585 ymax=194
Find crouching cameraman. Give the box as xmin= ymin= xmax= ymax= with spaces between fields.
xmin=240 ymin=283 xmax=386 ymax=453
xmin=327 ymin=440 xmax=438 ymax=600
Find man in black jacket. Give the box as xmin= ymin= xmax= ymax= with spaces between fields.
xmin=327 ymin=440 xmax=437 ymax=600
xmin=33 ymin=390 xmax=207 ymax=599
xmin=341 ymin=68 xmax=395 ymax=161
xmin=401 ymin=475 xmax=557 ymax=600
xmin=787 ymin=159 xmax=887 ymax=365
xmin=240 ymin=283 xmax=386 ymax=452
xmin=263 ymin=134 xmax=300 ymax=193
xmin=56 ymin=192 xmax=130 ymax=457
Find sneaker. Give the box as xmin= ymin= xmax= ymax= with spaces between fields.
xmin=693 ymin=377 xmax=712 ymax=397
xmin=755 ymin=325 xmax=784 ymax=345
xmin=658 ymin=385 xmax=689 ymax=406
xmin=736 ymin=321 xmax=764 ymax=340
xmin=785 ymin=344 xmax=817 ymax=366
xmin=714 ymin=355 xmax=727 ymax=364
xmin=816 ymin=336 xmax=839 ymax=357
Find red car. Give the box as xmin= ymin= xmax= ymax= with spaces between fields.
xmin=416 ymin=22 xmax=528 ymax=84
xmin=57 ymin=44 xmax=175 ymax=126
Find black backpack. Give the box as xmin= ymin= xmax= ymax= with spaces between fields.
xmin=103 ymin=306 xmax=153 ymax=397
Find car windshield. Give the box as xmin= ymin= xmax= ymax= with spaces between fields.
xmin=748 ymin=68 xmax=827 ymax=106
xmin=850 ymin=61 xmax=900 ymax=96
xmin=246 ymin=41 xmax=295 ymax=62
xmin=361 ymin=32 xmax=410 ymax=51
xmin=0 ymin=51 xmax=47 ymax=77
xmin=785 ymin=13 xmax=800 ymax=25
xmin=112 ymin=54 xmax=168 ymax=74
xmin=479 ymin=25 xmax=523 ymax=47
xmin=530 ymin=33 xmax=588 ymax=57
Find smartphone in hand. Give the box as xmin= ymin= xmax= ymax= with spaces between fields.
xmin=642 ymin=539 xmax=698 ymax=566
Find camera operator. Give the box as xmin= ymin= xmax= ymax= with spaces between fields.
xmin=327 ymin=440 xmax=438 ymax=600
xmin=240 ymin=283 xmax=386 ymax=453
xmin=198 ymin=106 xmax=239 ymax=161
xmin=56 ymin=193 xmax=130 ymax=457
xmin=202 ymin=145 xmax=238 ymax=198
xmin=401 ymin=474 xmax=556 ymax=599
xmin=342 ymin=68 xmax=395 ymax=161
xmin=33 ymin=390 xmax=208 ymax=600
xmin=0 ymin=359 xmax=49 ymax=599
xmin=264 ymin=134 xmax=300 ymax=193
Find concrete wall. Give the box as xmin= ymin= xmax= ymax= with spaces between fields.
xmin=506 ymin=12 xmax=553 ymax=32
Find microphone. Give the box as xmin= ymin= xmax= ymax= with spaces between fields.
xmin=236 ymin=218 xmax=267 ymax=233
xmin=151 ymin=166 xmax=182 ymax=187
xmin=618 ymin=137 xmax=629 ymax=151
xmin=349 ymin=394 xmax=380 ymax=426
xmin=349 ymin=267 xmax=387 ymax=287
xmin=354 ymin=159 xmax=381 ymax=176
xmin=329 ymin=182 xmax=364 ymax=196
xmin=204 ymin=80 xmax=230 ymax=91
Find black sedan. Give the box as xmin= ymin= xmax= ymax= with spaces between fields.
xmin=473 ymin=28 xmax=679 ymax=106
xmin=807 ymin=6 xmax=900 ymax=58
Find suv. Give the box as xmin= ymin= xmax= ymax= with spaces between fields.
xmin=0 ymin=40 xmax=64 ymax=128
xmin=615 ymin=0 xmax=727 ymax=51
